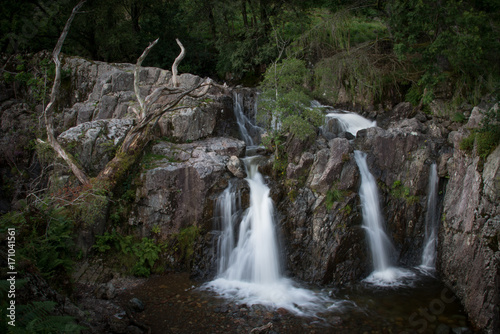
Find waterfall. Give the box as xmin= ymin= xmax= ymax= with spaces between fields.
xmin=421 ymin=163 xmax=439 ymax=269
xmin=355 ymin=151 xmax=393 ymax=272
xmin=354 ymin=151 xmax=414 ymax=285
xmin=233 ymin=92 xmax=260 ymax=146
xmin=218 ymin=158 xmax=281 ymax=282
xmin=204 ymin=157 xmax=328 ymax=314
xmin=326 ymin=111 xmax=376 ymax=136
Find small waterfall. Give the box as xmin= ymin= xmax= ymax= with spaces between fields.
xmin=215 ymin=185 xmax=237 ymax=275
xmin=421 ymin=163 xmax=439 ymax=269
xmin=326 ymin=111 xmax=376 ymax=136
xmin=204 ymin=157 xmax=329 ymax=314
xmin=233 ymin=92 xmax=261 ymax=146
xmin=354 ymin=151 xmax=414 ymax=285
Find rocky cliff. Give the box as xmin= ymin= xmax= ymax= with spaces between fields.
xmin=1 ymin=54 xmax=498 ymax=333
xmin=272 ymin=102 xmax=499 ymax=333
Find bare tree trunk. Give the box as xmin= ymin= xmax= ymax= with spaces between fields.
xmin=43 ymin=0 xmax=89 ymax=185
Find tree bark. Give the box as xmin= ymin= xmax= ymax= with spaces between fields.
xmin=43 ymin=0 xmax=90 ymax=185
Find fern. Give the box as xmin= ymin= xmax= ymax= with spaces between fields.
xmin=10 ymin=301 xmax=84 ymax=334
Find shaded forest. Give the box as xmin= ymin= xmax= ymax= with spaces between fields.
xmin=2 ymin=0 xmax=499 ymax=106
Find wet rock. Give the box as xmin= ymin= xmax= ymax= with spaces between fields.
xmin=95 ymin=282 xmax=116 ymax=300
xmin=126 ymin=325 xmax=144 ymax=334
xmin=440 ymin=102 xmax=500 ymax=333
xmin=227 ymin=155 xmax=247 ymax=178
xmin=128 ymin=298 xmax=145 ymax=312
xmin=108 ymin=313 xmax=130 ymax=333
xmin=130 ymin=137 xmax=246 ymax=238
xmin=435 ymin=323 xmax=451 ymax=334
xmin=286 ymin=152 xmax=314 ymax=180
xmin=451 ymin=327 xmax=473 ymax=334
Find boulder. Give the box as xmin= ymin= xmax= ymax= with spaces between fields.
xmin=227 ymin=156 xmax=247 ymax=178
xmin=58 ymin=119 xmax=134 ymax=176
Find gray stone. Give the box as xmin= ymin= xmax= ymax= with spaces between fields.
xmin=130 ymin=137 xmax=245 ymax=237
xmin=58 ymin=119 xmax=134 ymax=176
xmin=128 ymin=298 xmax=145 ymax=312
xmin=95 ymin=282 xmax=116 ymax=300
xmin=227 ymin=155 xmax=247 ymax=178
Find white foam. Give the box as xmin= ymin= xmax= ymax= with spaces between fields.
xmin=363 ymin=267 xmax=417 ymax=287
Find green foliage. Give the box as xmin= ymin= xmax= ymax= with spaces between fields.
xmin=325 ymin=188 xmax=346 ymax=210
xmin=390 ymin=0 xmax=500 ymax=106
xmin=390 ymin=180 xmax=419 ymax=204
xmin=459 ymin=106 xmax=500 ymax=158
xmin=3 ymin=55 xmax=55 ymax=106
xmin=93 ymin=230 xmax=163 ymax=277
xmin=9 ymin=301 xmax=84 ymax=334
xmin=0 ymin=279 xmax=84 ymax=334
xmin=131 ymin=238 xmax=162 ymax=277
xmin=258 ymin=57 xmax=324 ymax=141
xmin=51 ymin=183 xmax=109 ymax=227
xmin=452 ymin=112 xmax=466 ymax=123
xmin=340 ymin=204 xmax=352 ymax=216
xmin=459 ymin=133 xmax=475 ymax=153
xmin=174 ymin=225 xmax=200 ymax=266
xmin=314 ymin=43 xmax=407 ymax=106
xmin=0 ymin=205 xmax=75 ymax=287
xmin=291 ymin=9 xmax=388 ymax=61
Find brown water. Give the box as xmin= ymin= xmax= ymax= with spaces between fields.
xmin=117 ymin=270 xmax=475 ymax=334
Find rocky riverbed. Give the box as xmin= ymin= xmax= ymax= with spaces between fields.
xmin=73 ymin=270 xmax=475 ymax=334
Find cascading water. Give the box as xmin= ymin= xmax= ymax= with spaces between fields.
xmin=203 ymin=93 xmax=335 ymax=314
xmin=205 ymin=157 xmax=329 ymax=314
xmin=421 ymin=163 xmax=439 ymax=269
xmin=355 ymin=151 xmax=393 ymax=272
xmin=326 ymin=111 xmax=376 ymax=136
xmin=354 ymin=151 xmax=414 ymax=285
xmin=218 ymin=158 xmax=281 ymax=283
xmin=233 ymin=92 xmax=261 ymax=146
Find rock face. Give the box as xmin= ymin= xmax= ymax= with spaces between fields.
xmin=278 ymin=118 xmax=443 ymax=283
xmin=129 ymin=137 xmax=246 ymax=237
xmin=58 ymin=119 xmax=134 ymax=176
xmin=272 ymin=101 xmax=499 ymax=333
xmin=62 ymin=57 xmax=235 ymax=143
xmin=438 ymin=108 xmax=500 ymax=333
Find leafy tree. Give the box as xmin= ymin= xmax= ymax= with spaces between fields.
xmin=388 ymin=0 xmax=500 ymax=106
xmin=258 ymin=57 xmax=323 ymax=141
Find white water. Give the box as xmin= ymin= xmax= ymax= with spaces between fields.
xmin=421 ymin=163 xmax=439 ymax=269
xmin=354 ymin=151 xmax=415 ymax=286
xmin=233 ymin=92 xmax=261 ymax=146
xmin=205 ymin=157 xmax=330 ymax=315
xmin=326 ymin=111 xmax=377 ymax=136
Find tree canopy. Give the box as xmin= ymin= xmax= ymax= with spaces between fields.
xmin=1 ymin=0 xmax=499 ymax=105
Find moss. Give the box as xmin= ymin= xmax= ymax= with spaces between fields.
xmin=391 ymin=179 xmax=419 ymax=204
xmin=175 ymin=225 xmax=200 ymax=266
xmin=288 ymin=189 xmax=298 ymax=202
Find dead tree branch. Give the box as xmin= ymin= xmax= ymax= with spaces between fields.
xmin=134 ymin=38 xmax=159 ymax=119
xmin=172 ymin=38 xmax=186 ymax=87
xmin=43 ymin=0 xmax=89 ymax=185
